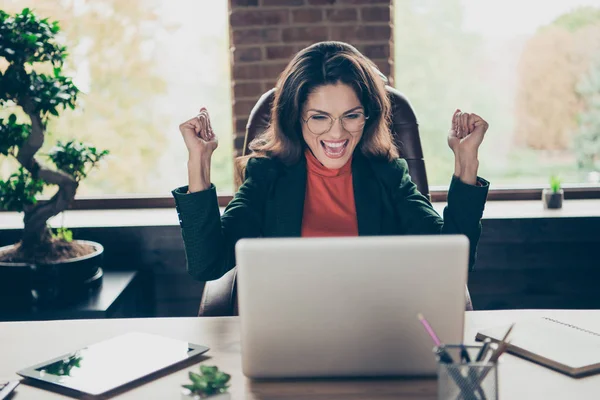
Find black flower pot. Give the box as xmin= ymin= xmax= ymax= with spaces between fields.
xmin=0 ymin=240 xmax=104 ymax=308
xmin=543 ymin=188 xmax=563 ymax=209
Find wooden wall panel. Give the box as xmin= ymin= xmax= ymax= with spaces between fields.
xmin=1 ymin=215 xmax=599 ymax=316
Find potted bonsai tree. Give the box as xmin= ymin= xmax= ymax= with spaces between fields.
xmin=542 ymin=175 xmax=563 ymax=209
xmin=0 ymin=8 xmax=109 ymax=305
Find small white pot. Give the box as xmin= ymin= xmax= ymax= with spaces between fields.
xmin=181 ymin=388 xmax=231 ymax=400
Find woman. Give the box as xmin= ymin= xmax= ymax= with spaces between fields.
xmin=173 ymin=41 xmax=489 ymax=284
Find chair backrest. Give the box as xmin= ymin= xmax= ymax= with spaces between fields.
xmin=244 ymin=85 xmax=430 ymax=198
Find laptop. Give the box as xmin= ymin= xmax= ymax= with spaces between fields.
xmin=235 ymin=235 xmax=469 ymax=379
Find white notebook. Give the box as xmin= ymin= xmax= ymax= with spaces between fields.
xmin=476 ymin=317 xmax=600 ymax=377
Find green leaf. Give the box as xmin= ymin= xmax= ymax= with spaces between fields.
xmin=56 ymin=92 xmax=72 ymax=100
xmin=213 ymin=371 xmax=231 ymax=384
xmin=24 ymin=34 xmax=38 ymax=44
xmin=550 ymin=175 xmax=562 ymax=193
xmin=52 ymin=227 xmax=73 ymax=242
xmin=47 ymin=140 xmax=108 ymax=181
xmin=189 ymin=372 xmax=204 ymax=385
xmin=0 ymin=119 xmax=30 ymax=157
xmin=200 ymin=365 xmax=218 ymax=376
xmin=0 ymin=168 xmax=45 ymax=212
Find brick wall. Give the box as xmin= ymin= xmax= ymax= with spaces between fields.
xmin=228 ymin=0 xmax=394 ymax=156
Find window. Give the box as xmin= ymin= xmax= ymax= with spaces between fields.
xmin=0 ymin=0 xmax=234 ymax=196
xmin=394 ymin=0 xmax=600 ymax=187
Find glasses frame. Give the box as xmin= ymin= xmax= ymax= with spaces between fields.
xmin=300 ymin=111 xmax=369 ymax=136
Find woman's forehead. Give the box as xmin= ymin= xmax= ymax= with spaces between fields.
xmin=304 ymin=83 xmax=362 ymax=114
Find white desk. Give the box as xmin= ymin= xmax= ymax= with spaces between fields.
xmin=1 ymin=310 xmax=600 ymax=399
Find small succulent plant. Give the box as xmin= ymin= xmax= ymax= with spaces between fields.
xmin=550 ymin=175 xmax=562 ymax=193
xmin=182 ymin=365 xmax=231 ymax=398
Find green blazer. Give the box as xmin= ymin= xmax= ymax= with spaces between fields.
xmin=172 ymin=152 xmax=489 ymax=281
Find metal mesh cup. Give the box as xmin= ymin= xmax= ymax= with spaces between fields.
xmin=435 ymin=344 xmax=498 ymax=400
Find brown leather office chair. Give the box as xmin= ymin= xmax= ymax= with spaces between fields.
xmin=198 ymin=86 xmax=474 ymax=316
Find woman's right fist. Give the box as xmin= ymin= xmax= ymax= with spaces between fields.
xmin=179 ymin=107 xmax=218 ymax=159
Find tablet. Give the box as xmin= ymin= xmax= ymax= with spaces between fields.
xmin=17 ymin=332 xmax=209 ymax=397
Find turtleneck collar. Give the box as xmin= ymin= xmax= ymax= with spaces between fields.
xmin=304 ymin=148 xmax=352 ymax=178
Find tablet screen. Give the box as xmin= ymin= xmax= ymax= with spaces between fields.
xmin=18 ymin=332 xmax=209 ymax=396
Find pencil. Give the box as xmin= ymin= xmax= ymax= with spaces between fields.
xmin=417 ymin=313 xmax=441 ymax=346
xmin=475 ymin=323 xmax=516 ymax=386
xmin=485 ymin=323 xmax=514 ymax=362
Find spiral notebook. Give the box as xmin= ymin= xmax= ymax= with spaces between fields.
xmin=476 ymin=317 xmax=600 ymax=377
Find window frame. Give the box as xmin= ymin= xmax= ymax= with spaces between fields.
xmin=430 ymin=185 xmax=600 ymax=202
xmin=1 ymin=184 xmax=595 ymax=212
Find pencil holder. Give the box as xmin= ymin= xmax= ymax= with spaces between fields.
xmin=435 ymin=344 xmax=498 ymax=400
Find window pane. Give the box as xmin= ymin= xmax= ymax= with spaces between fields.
xmin=0 ymin=0 xmax=233 ymax=196
xmin=394 ymin=0 xmax=600 ymax=186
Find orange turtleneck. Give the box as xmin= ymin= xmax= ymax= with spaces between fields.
xmin=301 ymin=149 xmax=359 ymax=237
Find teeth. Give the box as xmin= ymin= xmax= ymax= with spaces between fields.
xmin=322 ymin=141 xmax=346 ymax=148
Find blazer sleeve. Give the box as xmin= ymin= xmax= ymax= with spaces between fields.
xmin=171 ymin=158 xmax=274 ymax=281
xmin=389 ymin=158 xmax=489 ymax=270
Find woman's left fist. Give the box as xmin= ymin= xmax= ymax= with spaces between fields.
xmin=447 ymin=109 xmax=488 ymax=157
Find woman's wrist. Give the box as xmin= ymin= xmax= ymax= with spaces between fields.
xmin=454 ymin=152 xmax=479 ymax=186
xmin=187 ymin=156 xmax=212 ymax=192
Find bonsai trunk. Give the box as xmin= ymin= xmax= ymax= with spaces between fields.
xmin=17 ymin=95 xmax=78 ymax=253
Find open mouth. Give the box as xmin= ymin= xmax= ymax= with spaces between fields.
xmin=320 ymin=139 xmax=349 ymax=159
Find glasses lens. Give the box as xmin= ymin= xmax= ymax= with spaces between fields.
xmin=307 ymin=115 xmax=332 ymax=135
xmin=341 ymin=113 xmax=366 ymax=132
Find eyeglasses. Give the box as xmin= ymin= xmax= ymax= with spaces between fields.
xmin=301 ymin=112 xmax=369 ymax=135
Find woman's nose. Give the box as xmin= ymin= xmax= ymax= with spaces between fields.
xmin=328 ymin=118 xmax=346 ymax=137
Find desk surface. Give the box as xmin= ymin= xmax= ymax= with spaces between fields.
xmin=1 ymin=310 xmax=599 ymax=399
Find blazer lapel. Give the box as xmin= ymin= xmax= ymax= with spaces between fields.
xmin=352 ymin=153 xmax=382 ymax=236
xmin=271 ymin=157 xmax=306 ymax=237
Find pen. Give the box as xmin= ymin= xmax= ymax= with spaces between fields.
xmin=475 ymin=338 xmax=491 ymax=362
xmin=435 ymin=346 xmax=455 ymax=364
xmin=460 ymin=345 xmax=471 ymax=363
xmin=418 ymin=314 xmax=479 ymax=400
xmin=417 ymin=313 xmax=442 ymax=346
xmin=417 ymin=313 xmax=455 ymax=364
